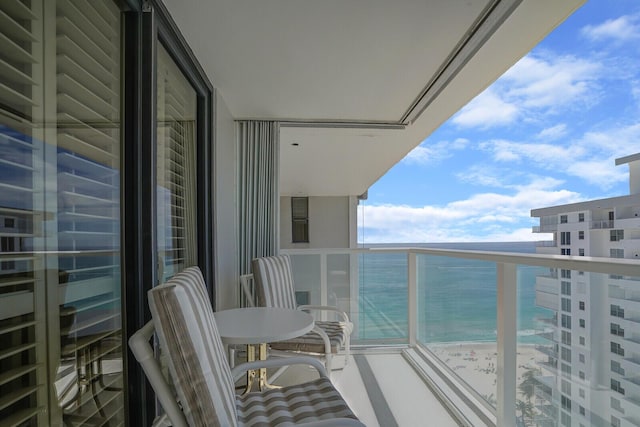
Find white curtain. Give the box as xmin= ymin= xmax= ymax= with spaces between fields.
xmin=237 ymin=121 xmax=280 ymax=276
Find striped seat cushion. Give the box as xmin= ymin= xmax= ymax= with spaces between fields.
xmin=270 ymin=321 xmax=348 ymax=354
xmin=148 ymin=267 xmax=238 ymax=427
xmin=236 ymin=377 xmax=358 ymax=426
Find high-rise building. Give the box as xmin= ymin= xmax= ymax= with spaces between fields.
xmin=532 ymin=154 xmax=640 ymax=427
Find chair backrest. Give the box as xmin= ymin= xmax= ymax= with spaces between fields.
xmin=148 ymin=267 xmax=238 ymax=427
xmin=252 ymin=255 xmax=297 ymax=310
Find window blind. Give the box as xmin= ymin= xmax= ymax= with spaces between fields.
xmin=0 ymin=0 xmax=124 ymax=425
xmin=156 ymin=43 xmax=198 ymax=282
xmin=0 ymin=1 xmax=46 ymax=425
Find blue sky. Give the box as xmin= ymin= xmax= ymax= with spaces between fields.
xmin=359 ymin=0 xmax=640 ymax=244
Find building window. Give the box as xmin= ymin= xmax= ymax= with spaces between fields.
xmin=611 ymin=379 xmax=625 ymax=395
xmin=560 ymin=215 xmax=568 ymax=224
xmin=578 ymin=230 xmax=584 ymax=240
xmin=561 ymin=231 xmax=571 ymax=245
xmin=561 ymin=248 xmax=571 ymax=255
xmin=561 ymin=347 xmax=571 ymax=362
xmin=561 ymin=281 xmax=571 ymax=295
xmin=579 ymin=353 xmax=585 ymax=363
xmin=579 ymin=406 xmax=585 ymax=416
xmin=611 ymin=397 xmax=623 ymax=413
xmin=611 ymin=304 xmax=625 ymax=318
xmin=611 ymin=323 xmax=624 ymax=337
xmin=611 ymin=342 xmax=625 ymax=356
xmin=610 ymin=248 xmax=624 ymax=259
xmin=562 ymin=314 xmax=572 ymax=329
xmin=610 ymin=229 xmax=624 ymax=242
xmin=561 ymin=363 xmax=571 ymax=376
xmin=578 ymin=213 xmax=585 ymax=222
xmin=562 ymin=379 xmax=571 ymax=395
xmin=561 ymin=395 xmax=572 ymax=410
xmin=612 ymin=416 xmax=621 ymax=427
xmin=291 ymin=197 xmax=309 ymax=243
xmin=611 ymin=360 xmax=624 ymax=375
xmin=562 ymin=298 xmax=571 ymax=312
xmin=579 ymin=318 xmax=586 ymax=328
xmin=562 ymin=330 xmax=572 ymax=345
xmin=579 ymin=370 xmax=585 ymax=380
xmin=579 ymin=336 xmax=585 ymax=346
xmin=561 ymin=269 xmax=572 ymax=279
xmin=579 ymin=388 xmax=585 ymax=398
xmin=579 ymin=301 xmax=585 ymax=310
xmin=579 ymin=248 xmax=585 ymax=256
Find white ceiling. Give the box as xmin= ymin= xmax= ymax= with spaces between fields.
xmin=163 ymin=0 xmax=585 ymax=196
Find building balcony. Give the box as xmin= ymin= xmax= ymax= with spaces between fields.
xmin=591 ymin=219 xmax=615 ymax=229
xmin=269 ymin=247 xmax=640 ymax=426
xmin=625 ymin=337 xmax=640 ymax=355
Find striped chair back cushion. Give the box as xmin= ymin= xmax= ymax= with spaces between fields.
xmin=148 ymin=267 xmax=238 ymax=427
xmin=252 ymin=255 xmax=298 ymax=309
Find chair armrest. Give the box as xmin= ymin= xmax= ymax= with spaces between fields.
xmin=298 ymin=305 xmax=350 ymax=323
xmin=128 ymin=321 xmax=189 ymax=427
xmin=231 ymin=356 xmax=328 ymax=382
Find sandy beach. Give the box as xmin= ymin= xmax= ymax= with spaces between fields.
xmin=429 ymin=342 xmax=544 ymax=403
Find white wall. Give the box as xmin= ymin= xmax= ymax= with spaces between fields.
xmin=630 ymin=160 xmax=640 ymax=195
xmin=214 ymin=92 xmax=238 ymax=310
xmin=280 ymin=196 xmax=356 ymax=249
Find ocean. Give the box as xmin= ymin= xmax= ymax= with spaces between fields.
xmin=356 ymin=241 xmax=550 ymax=344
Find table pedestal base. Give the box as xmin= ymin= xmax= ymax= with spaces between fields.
xmin=242 ymin=343 xmax=281 ymax=395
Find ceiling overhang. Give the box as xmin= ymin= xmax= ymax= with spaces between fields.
xmin=162 ymin=0 xmax=586 ymax=196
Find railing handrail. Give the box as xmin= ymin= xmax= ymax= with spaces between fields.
xmin=282 ymin=246 xmax=640 ymax=276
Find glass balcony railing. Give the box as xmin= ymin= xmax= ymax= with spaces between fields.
xmin=283 ymin=247 xmax=640 ymax=426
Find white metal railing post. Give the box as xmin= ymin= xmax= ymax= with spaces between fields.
xmin=408 ymin=251 xmax=418 ymax=346
xmin=496 ymin=262 xmax=517 ymax=426
xmin=349 ymin=252 xmax=360 ymax=340
xmin=320 ymin=252 xmax=328 ymax=320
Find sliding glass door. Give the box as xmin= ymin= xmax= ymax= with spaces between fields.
xmin=0 ymin=0 xmax=123 ymax=425
xmin=0 ymin=1 xmax=214 ymax=424
xmin=156 ymin=43 xmax=198 ymax=282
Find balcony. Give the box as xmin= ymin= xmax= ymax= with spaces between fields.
xmin=591 ymin=219 xmax=615 ymax=229
xmin=272 ymin=247 xmax=640 ymax=426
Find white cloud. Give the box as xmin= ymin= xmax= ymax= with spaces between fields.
xmin=452 ymin=53 xmax=600 ymax=129
xmin=403 ymin=138 xmax=469 ymax=165
xmin=537 ymin=124 xmax=568 ymax=140
xmin=456 ymin=165 xmax=510 ymax=188
xmin=480 ymin=139 xmax=586 ymax=164
xmin=358 ymin=179 xmax=583 ymax=243
xmin=581 ymin=15 xmax=640 ymax=42
xmin=451 ymin=89 xmax=518 ymax=128
xmin=479 ymin=123 xmax=640 ymax=190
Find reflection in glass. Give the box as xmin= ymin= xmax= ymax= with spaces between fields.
xmin=521 ymin=270 xmax=640 ymax=426
xmin=0 ymin=1 xmax=123 ymax=425
xmin=156 ymin=43 xmax=198 ymax=282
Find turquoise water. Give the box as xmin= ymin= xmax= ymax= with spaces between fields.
xmin=357 ymin=242 xmax=551 ymax=344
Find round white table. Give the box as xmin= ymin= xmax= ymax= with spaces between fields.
xmin=213 ymin=307 xmax=314 ymax=393
xmin=214 ymin=307 xmax=314 ymax=345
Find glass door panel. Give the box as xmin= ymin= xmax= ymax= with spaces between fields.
xmin=156 ymin=43 xmax=198 ymax=281
xmin=0 ymin=0 xmax=123 ymax=425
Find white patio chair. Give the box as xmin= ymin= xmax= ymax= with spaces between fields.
xmin=129 ymin=266 xmax=364 ymax=427
xmin=252 ymin=255 xmax=353 ymax=372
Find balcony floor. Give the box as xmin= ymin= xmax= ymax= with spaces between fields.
xmin=273 ymin=350 xmax=461 ymax=426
